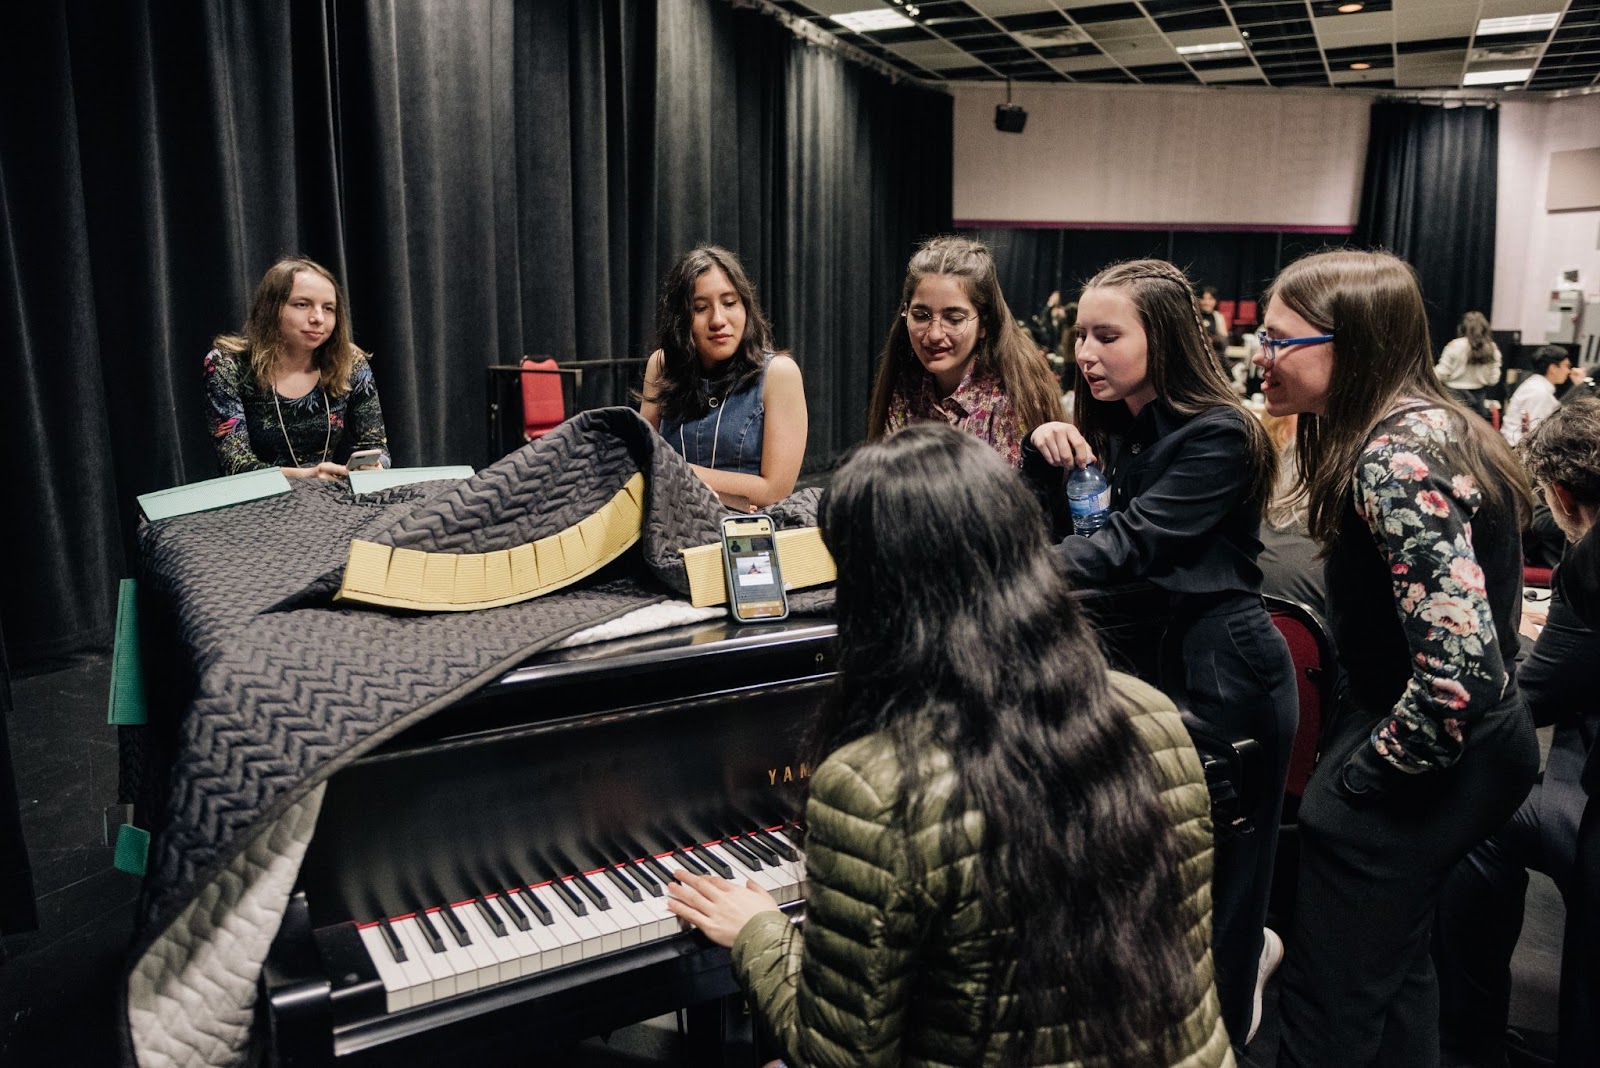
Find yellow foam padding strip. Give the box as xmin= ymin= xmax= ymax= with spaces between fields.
xmin=681 ymin=526 xmax=836 ymax=608
xmin=334 ymin=473 xmax=646 ymax=611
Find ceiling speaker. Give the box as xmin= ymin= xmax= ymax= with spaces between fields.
xmin=994 ymin=103 xmax=1028 ymax=134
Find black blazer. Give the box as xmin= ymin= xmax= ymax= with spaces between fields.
xmin=1022 ymin=401 xmax=1265 ymax=597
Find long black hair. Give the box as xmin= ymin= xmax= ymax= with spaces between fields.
xmin=645 ymin=245 xmax=776 ymax=425
xmin=812 ymin=423 xmax=1196 ymax=1067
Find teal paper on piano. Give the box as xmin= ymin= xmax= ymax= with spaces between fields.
xmin=137 ymin=468 xmax=292 ymax=522
xmin=348 ymin=466 xmax=476 ymax=497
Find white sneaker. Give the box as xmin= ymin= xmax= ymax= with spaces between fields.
xmin=1247 ymin=927 xmax=1285 ymax=1046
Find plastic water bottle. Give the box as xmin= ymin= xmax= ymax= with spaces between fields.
xmin=1065 ymin=462 xmax=1111 ymax=536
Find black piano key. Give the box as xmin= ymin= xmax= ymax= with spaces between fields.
xmin=438 ymin=904 xmax=473 ymax=947
xmin=643 ymin=854 xmax=676 ymax=886
xmin=674 ymin=849 xmax=710 ymax=877
xmin=693 ymin=845 xmax=734 ymax=880
xmin=571 ymin=872 xmax=612 ymax=911
xmin=497 ymin=890 xmax=531 ymax=931
xmin=755 ymin=827 xmax=798 ymax=861
xmin=628 ymin=858 xmax=665 ymax=897
xmin=548 ymin=877 xmax=589 ymax=917
xmin=474 ymin=896 xmax=508 ymax=937
xmin=413 ymin=910 xmax=446 ymax=953
xmin=720 ymin=836 xmax=765 ymax=870
xmin=377 ymin=918 xmax=408 ymax=963
xmin=742 ymin=833 xmax=781 ymax=865
xmin=517 ymin=886 xmax=554 ymax=926
xmin=781 ymin=824 xmax=804 ymax=845
xmin=605 ymin=866 xmax=643 ymax=903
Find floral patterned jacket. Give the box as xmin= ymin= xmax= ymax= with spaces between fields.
xmin=885 ymin=365 xmax=1027 ymax=467
xmin=1355 ymin=406 xmax=1508 ymax=773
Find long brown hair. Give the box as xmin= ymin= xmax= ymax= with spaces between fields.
xmin=866 ymin=236 xmax=1062 ymax=438
xmin=1074 ymin=259 xmax=1276 ymax=510
xmin=213 ymin=257 xmax=364 ymax=396
xmin=1458 ymin=310 xmax=1496 ymax=366
xmin=1267 ymin=250 xmax=1531 ymax=545
xmin=643 ymin=245 xmax=777 ymax=426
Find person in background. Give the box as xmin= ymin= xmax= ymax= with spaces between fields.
xmin=1503 ymin=346 xmax=1580 ymax=447
xmin=866 ymin=236 xmax=1063 ymax=467
xmin=1023 ymin=258 xmax=1295 ymax=1052
xmin=1435 ymin=310 xmax=1501 ymax=420
xmin=666 ymin=423 xmax=1233 ymax=1068
xmin=1197 ymin=285 xmax=1229 ymax=365
xmin=205 ymin=257 xmax=389 ymax=479
xmin=1254 ymin=249 xmax=1537 ymax=1068
xmin=1436 ymin=397 xmax=1600 ymax=1068
xmin=640 ymin=245 xmax=806 ymax=511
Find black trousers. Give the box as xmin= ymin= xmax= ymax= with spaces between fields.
xmin=1162 ymin=599 xmax=1298 ymax=1046
xmin=1277 ymin=691 xmax=1538 ymax=1068
xmin=1435 ymin=774 xmax=1585 ymax=1066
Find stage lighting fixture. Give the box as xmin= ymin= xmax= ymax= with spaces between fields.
xmin=995 ymin=80 xmax=1027 ymax=134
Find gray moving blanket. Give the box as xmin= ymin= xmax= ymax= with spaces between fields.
xmin=122 ymin=408 xmax=825 ymax=1067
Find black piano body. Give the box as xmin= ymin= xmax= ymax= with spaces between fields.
xmin=264 ymin=585 xmax=1174 ymax=1066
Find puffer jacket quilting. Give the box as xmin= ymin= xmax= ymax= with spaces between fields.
xmin=731 ymin=672 xmax=1235 ymax=1068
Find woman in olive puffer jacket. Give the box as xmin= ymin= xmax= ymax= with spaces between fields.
xmin=669 ymin=424 xmax=1233 ymax=1068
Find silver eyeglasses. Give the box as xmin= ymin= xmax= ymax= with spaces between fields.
xmin=1256 ymin=328 xmax=1333 ymax=366
xmin=904 ymin=307 xmax=976 ymax=334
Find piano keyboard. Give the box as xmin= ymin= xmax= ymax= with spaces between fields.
xmin=351 ymin=827 xmax=806 ymax=1014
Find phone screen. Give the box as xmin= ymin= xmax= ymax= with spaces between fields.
xmin=721 ymin=516 xmax=788 ymax=622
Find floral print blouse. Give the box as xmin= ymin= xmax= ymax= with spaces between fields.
xmin=204 ymin=347 xmax=390 ymax=475
xmin=885 ymin=365 xmax=1027 ymax=467
xmin=1355 ymin=406 xmax=1506 ymax=773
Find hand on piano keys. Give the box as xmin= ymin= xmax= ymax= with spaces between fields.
xmin=665 ymin=869 xmax=783 ymax=949
xmin=351 ymin=827 xmax=806 ymax=1013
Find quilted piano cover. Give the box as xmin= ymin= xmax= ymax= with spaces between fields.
xmin=121 ymin=408 xmax=826 ymax=1067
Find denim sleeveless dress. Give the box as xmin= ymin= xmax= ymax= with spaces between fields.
xmin=659 ymin=356 xmax=769 ymax=475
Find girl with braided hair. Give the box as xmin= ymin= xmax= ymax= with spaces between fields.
xmin=1023 ymin=258 xmax=1296 ymax=1053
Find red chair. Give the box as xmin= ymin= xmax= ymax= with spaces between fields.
xmin=1233 ymin=300 xmax=1258 ymax=329
xmin=520 ymin=357 xmax=566 ymax=441
xmin=1525 ymin=566 xmax=1553 ymax=589
xmin=1217 ymin=299 xmax=1236 ymax=325
xmin=1265 ymin=595 xmax=1333 ymax=801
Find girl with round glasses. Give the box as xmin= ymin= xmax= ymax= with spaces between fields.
xmin=641 ymin=245 xmax=807 ymax=511
xmin=1023 ymin=258 xmax=1295 ymax=1053
xmin=865 ymin=235 xmax=1062 ymax=467
xmin=205 ymin=257 xmax=389 ymax=479
xmin=1252 ymin=250 xmax=1537 ymax=1068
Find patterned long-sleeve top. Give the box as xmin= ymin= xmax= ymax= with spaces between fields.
xmin=885 ymin=365 xmax=1028 ymax=467
xmin=203 ymin=347 xmax=390 ymax=475
xmin=1347 ymin=406 xmax=1516 ymax=773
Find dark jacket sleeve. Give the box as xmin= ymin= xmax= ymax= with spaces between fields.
xmin=1519 ymin=595 xmax=1599 ymax=730
xmin=1056 ymin=411 xmax=1254 ymax=587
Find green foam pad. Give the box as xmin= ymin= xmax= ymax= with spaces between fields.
xmin=348 ymin=466 xmax=476 ymax=497
xmin=107 ymin=579 xmax=148 ymax=725
xmin=113 ymin=824 xmax=151 ymax=878
xmin=138 ymin=467 xmax=291 ymax=521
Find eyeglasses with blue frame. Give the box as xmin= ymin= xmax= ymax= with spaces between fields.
xmin=1255 ymin=328 xmax=1334 ymax=366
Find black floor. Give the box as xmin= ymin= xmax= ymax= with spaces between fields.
xmin=1 ymin=651 xmax=1565 ymax=1066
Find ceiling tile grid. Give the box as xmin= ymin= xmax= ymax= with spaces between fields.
xmin=771 ymin=0 xmax=1600 ymax=92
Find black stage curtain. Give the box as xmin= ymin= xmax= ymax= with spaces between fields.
xmin=0 ymin=0 xmax=952 ymax=669
xmin=1356 ymin=101 xmax=1498 ymax=353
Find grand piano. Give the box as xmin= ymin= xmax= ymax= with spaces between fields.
xmin=262 ymin=586 xmax=1177 ymax=1066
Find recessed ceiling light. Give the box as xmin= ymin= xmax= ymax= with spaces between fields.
xmin=1462 ymin=67 xmax=1534 ymax=85
xmin=1337 ymin=3 xmax=1364 ymax=12
xmin=1350 ymin=62 xmax=1371 ymax=70
xmin=1175 ymin=41 xmax=1246 ymax=56
xmin=831 ymin=9 xmax=915 ymax=32
xmin=1475 ymin=14 xmax=1560 ymax=36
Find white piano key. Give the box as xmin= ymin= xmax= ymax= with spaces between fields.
xmin=599 ymin=867 xmax=666 ymax=943
xmin=357 ymin=924 xmax=414 ymax=1012
xmin=571 ymin=880 xmax=628 ymax=952
xmin=548 ymin=880 xmax=612 ymax=958
xmin=707 ymin=841 xmax=787 ymax=900
xmin=425 ymin=907 xmax=483 ymax=993
xmin=608 ymin=866 xmax=674 ymax=941
xmin=527 ymin=884 xmax=593 ymax=964
xmin=400 ymin=914 xmax=457 ymax=1001
xmin=515 ymin=888 xmax=569 ymax=966
xmin=456 ymin=903 xmax=518 ymax=985
xmin=484 ymin=894 xmax=546 ymax=977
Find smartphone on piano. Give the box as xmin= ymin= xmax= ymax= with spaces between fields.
xmin=720 ymin=514 xmax=788 ymax=622
xmin=347 ymin=448 xmax=384 ymax=471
